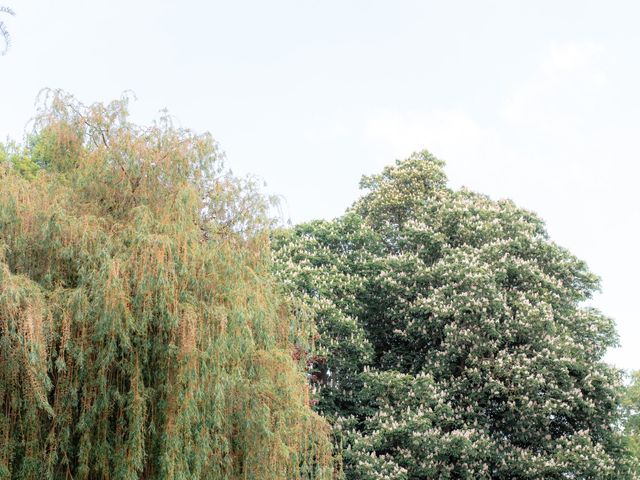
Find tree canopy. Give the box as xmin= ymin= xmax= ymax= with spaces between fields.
xmin=0 ymin=92 xmax=333 ymax=479
xmin=273 ymin=151 xmax=633 ymax=479
xmin=1 ymin=92 xmax=635 ymax=479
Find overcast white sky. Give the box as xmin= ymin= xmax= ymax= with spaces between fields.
xmin=1 ymin=1 xmax=638 ymax=371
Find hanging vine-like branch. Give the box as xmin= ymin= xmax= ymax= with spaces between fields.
xmin=0 ymin=6 xmax=14 ymax=56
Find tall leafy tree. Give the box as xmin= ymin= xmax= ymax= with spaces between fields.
xmin=273 ymin=151 xmax=633 ymax=479
xmin=0 ymin=92 xmax=333 ymax=479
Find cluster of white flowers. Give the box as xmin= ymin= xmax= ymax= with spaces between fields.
xmin=272 ymin=152 xmax=632 ymax=479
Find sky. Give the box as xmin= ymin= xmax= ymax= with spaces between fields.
xmin=0 ymin=1 xmax=638 ymax=371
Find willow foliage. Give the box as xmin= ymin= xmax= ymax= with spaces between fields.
xmin=0 ymin=6 xmax=14 ymax=56
xmin=0 ymin=92 xmax=333 ymax=479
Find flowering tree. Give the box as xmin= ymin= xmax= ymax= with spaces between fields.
xmin=273 ymin=151 xmax=633 ymax=478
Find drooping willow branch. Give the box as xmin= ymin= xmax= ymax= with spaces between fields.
xmin=0 ymin=6 xmax=14 ymax=56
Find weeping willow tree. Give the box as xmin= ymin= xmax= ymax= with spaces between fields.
xmin=0 ymin=91 xmax=334 ymax=480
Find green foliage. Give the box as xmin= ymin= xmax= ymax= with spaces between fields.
xmin=0 ymin=141 xmax=40 ymax=179
xmin=0 ymin=92 xmax=333 ymax=479
xmin=622 ymin=371 xmax=640 ymax=474
xmin=273 ymin=151 xmax=634 ymax=478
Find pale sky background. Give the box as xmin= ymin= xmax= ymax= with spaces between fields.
xmin=1 ymin=1 xmax=638 ymax=371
